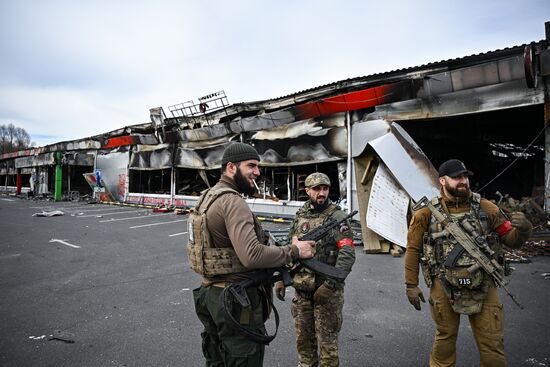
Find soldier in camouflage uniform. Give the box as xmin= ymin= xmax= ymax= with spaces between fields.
xmin=275 ymin=172 xmax=355 ymax=367
xmin=404 ymin=159 xmax=532 ymax=367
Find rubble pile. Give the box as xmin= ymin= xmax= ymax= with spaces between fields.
xmin=505 ymin=240 xmax=550 ymax=263
xmin=495 ymin=194 xmax=547 ymax=230
xmin=493 ymin=192 xmax=550 ymax=262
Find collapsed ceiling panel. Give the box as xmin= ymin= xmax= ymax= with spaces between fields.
xmin=175 ymin=145 xmax=226 ymax=169
xmin=251 ymin=119 xmax=323 ymax=140
xmin=129 ymin=147 xmax=172 ymax=170
xmin=62 ymin=151 xmax=95 ymax=166
xmin=352 ymin=119 xmax=439 ymax=201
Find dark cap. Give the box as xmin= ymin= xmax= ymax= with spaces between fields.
xmin=221 ymin=142 xmax=260 ymax=165
xmin=438 ymin=159 xmax=474 ymax=178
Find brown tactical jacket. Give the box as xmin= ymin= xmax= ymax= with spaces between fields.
xmin=404 ymin=191 xmax=530 ymax=287
xmin=203 ymin=175 xmax=298 ymax=284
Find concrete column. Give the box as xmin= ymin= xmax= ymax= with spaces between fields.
xmin=55 ymin=152 xmax=62 ymax=201
xmin=346 ymin=111 xmax=352 ymax=214
xmin=16 ymin=168 xmax=22 ymax=195
xmin=545 ymin=93 xmax=550 ymax=212
xmin=170 ymin=167 xmax=175 ymax=205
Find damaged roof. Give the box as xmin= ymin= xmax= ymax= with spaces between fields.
xmin=1 ymin=40 xmax=546 ymax=162
xmin=254 ymin=41 xmax=546 ymax=103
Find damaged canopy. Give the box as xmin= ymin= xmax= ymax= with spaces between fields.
xmin=129 ymin=144 xmax=172 ymax=170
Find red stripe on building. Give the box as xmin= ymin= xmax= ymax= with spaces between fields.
xmin=101 ymin=135 xmax=137 ymax=149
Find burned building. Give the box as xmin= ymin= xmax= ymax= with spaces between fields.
xmin=1 ymin=25 xmax=550 ymax=241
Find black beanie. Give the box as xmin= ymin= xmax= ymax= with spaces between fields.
xmin=221 ymin=142 xmax=260 ymax=165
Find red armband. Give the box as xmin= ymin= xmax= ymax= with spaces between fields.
xmin=496 ymin=220 xmax=513 ymax=237
xmin=337 ymin=238 xmax=354 ymax=249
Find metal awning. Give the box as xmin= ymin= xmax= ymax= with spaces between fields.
xmin=15 ymin=153 xmax=56 ymax=168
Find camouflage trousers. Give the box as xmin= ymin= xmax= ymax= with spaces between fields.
xmin=290 ymin=288 xmax=344 ymax=367
xmin=429 ymin=278 xmax=506 ymax=367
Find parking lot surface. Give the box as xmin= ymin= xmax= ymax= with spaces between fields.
xmin=1 ymin=198 xmax=549 ymax=366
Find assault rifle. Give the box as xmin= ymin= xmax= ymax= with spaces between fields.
xmin=298 ymin=209 xmax=357 ymax=280
xmin=220 ymin=210 xmax=357 ymax=344
xmin=413 ymin=196 xmax=523 ymax=309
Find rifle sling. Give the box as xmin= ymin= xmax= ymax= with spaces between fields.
xmin=219 ymin=277 xmax=279 ymax=345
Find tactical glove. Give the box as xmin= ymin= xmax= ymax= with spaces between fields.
xmin=511 ymin=212 xmax=532 ymax=233
xmin=313 ymin=282 xmax=334 ymax=305
xmin=274 ymin=281 xmax=286 ymax=301
xmin=406 ymin=285 xmax=425 ymax=311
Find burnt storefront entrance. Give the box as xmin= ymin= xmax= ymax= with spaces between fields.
xmin=398 ymin=104 xmax=545 ymax=200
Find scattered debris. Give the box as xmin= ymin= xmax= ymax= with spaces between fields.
xmin=390 ymin=245 xmax=403 ymax=257
xmin=524 ymin=357 xmax=547 ymax=366
xmin=32 ymin=210 xmax=65 ymax=217
xmin=153 ymin=205 xmax=174 ymax=213
xmin=29 ymin=335 xmax=47 ymax=340
xmin=495 ymin=194 xmax=548 ymax=230
xmin=492 ymin=193 xmax=550 ymax=264
xmin=505 ymin=240 xmax=550 ymax=263
xmin=48 ymin=330 xmax=75 ymax=343
xmin=174 ymin=207 xmax=189 ymax=215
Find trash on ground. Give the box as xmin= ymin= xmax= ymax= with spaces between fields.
xmin=153 ymin=205 xmax=174 ymax=213
xmin=175 ymin=208 xmax=189 ymax=215
xmin=29 ymin=335 xmax=47 ymax=340
xmin=32 ymin=210 xmax=65 ymax=217
xmin=48 ymin=330 xmax=75 ymax=343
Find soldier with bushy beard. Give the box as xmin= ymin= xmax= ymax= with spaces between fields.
xmin=404 ymin=159 xmax=532 ymax=367
xmin=275 ymin=172 xmax=355 ymax=367
xmin=189 ymin=142 xmax=315 ymax=367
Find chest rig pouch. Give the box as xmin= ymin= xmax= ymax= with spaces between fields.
xmin=290 ymin=204 xmax=338 ymax=292
xmin=422 ymin=194 xmax=500 ymax=315
xmin=186 ymin=187 xmax=250 ymax=277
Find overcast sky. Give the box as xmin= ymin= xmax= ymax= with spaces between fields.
xmin=0 ymin=1 xmax=549 ymax=147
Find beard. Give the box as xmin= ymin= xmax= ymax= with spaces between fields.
xmin=234 ymin=167 xmax=256 ymax=196
xmin=310 ymin=198 xmax=329 ymax=212
xmin=445 ymin=182 xmax=471 ymax=198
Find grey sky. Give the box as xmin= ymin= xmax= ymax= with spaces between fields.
xmin=1 ymin=0 xmax=549 ymax=147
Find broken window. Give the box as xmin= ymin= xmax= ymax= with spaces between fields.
xmin=176 ymin=168 xmax=218 ymax=196
xmin=129 ymin=169 xmax=171 ymax=194
xmin=0 ymin=174 xmax=16 ymax=187
xmin=61 ymin=166 xmax=94 ymax=195
xmin=259 ymin=162 xmax=342 ymax=202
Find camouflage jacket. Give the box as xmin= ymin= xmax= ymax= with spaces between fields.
xmin=404 ymin=191 xmax=530 ymax=287
xmin=289 ymin=200 xmax=355 ymax=288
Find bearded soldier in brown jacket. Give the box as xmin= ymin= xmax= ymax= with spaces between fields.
xmin=188 ymin=142 xmax=315 ymax=367
xmin=404 ymin=159 xmax=532 ymax=367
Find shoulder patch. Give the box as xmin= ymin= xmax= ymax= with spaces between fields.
xmin=300 ymin=222 xmax=310 ymax=233
xmin=339 ymin=223 xmax=350 ymax=233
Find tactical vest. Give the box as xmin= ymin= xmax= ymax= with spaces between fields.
xmin=186 ymin=186 xmax=263 ymax=277
xmin=290 ymin=203 xmax=338 ymax=292
xmin=420 ymin=194 xmax=502 ymax=315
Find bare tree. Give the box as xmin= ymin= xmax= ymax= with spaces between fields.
xmin=0 ymin=123 xmax=34 ymax=154
xmin=14 ymin=127 xmax=31 ymax=150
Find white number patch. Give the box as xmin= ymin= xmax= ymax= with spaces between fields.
xmin=458 ymin=278 xmax=472 ymax=286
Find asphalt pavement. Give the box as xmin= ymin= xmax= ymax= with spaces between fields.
xmin=0 ymin=197 xmax=549 ymax=366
